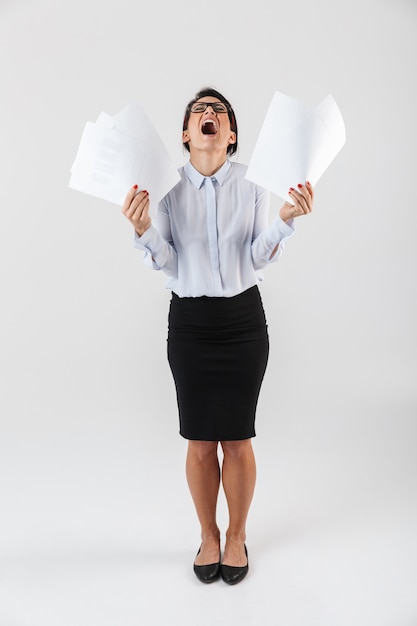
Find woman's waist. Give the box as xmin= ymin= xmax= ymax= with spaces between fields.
xmin=168 ymin=286 xmax=267 ymax=330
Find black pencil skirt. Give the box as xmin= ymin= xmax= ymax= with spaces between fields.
xmin=167 ymin=285 xmax=269 ymax=441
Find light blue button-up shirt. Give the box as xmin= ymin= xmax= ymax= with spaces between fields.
xmin=134 ymin=160 xmax=294 ymax=297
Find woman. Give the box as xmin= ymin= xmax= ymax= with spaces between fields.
xmin=122 ymin=87 xmax=313 ymax=585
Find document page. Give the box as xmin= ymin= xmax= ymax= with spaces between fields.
xmin=245 ymin=92 xmax=346 ymax=201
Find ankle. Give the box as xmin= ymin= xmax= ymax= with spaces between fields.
xmin=201 ymin=529 xmax=221 ymax=543
xmin=225 ymin=531 xmax=246 ymax=544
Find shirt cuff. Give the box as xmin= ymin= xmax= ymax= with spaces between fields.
xmin=133 ymin=225 xmax=158 ymax=250
xmin=269 ymin=216 xmax=295 ymax=242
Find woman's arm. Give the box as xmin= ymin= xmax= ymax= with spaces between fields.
xmin=251 ymin=181 xmax=314 ymax=268
xmin=251 ymin=185 xmax=294 ymax=269
xmin=122 ymin=185 xmax=178 ymax=278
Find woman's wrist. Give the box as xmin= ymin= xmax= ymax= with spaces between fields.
xmin=279 ymin=207 xmax=291 ymax=223
xmin=135 ymin=223 xmax=151 ymax=238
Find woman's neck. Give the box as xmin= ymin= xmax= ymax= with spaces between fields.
xmin=189 ymin=150 xmax=228 ymax=177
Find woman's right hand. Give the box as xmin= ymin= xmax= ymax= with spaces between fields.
xmin=122 ymin=185 xmax=151 ymax=237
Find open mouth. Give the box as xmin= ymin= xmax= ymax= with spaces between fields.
xmin=201 ymin=119 xmax=218 ymax=135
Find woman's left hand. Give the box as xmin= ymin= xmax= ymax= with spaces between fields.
xmin=279 ymin=181 xmax=314 ymax=223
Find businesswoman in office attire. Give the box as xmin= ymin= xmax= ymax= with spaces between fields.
xmin=122 ymin=87 xmax=313 ymax=585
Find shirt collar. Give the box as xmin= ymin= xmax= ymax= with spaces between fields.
xmin=184 ymin=159 xmax=231 ymax=189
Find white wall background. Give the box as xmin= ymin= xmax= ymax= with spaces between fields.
xmin=0 ymin=1 xmax=416 ymax=625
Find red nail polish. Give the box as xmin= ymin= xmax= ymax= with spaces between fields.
xmin=289 ymin=187 xmax=294 ymax=192
xmin=133 ymin=184 xmax=138 ymax=189
xmin=306 ymin=181 xmax=311 ymax=186
xmin=298 ymin=184 xmax=303 ymax=189
xmin=143 ymin=190 xmax=148 ymax=194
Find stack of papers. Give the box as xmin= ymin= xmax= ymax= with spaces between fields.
xmin=69 ymin=103 xmax=180 ymax=211
xmin=245 ymin=92 xmax=346 ymax=201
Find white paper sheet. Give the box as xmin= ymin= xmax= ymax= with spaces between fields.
xmin=245 ymin=92 xmax=346 ymax=201
xmin=69 ymin=103 xmax=180 ymax=211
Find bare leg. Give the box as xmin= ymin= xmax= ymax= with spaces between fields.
xmin=221 ymin=439 xmax=256 ymax=567
xmin=186 ymin=440 xmax=221 ymax=565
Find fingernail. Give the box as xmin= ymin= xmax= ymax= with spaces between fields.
xmin=289 ymin=187 xmax=294 ymax=192
xmin=297 ymin=184 xmax=303 ymax=189
xmin=306 ymin=181 xmax=311 ymax=186
xmin=143 ymin=190 xmax=148 ymax=194
xmin=133 ymin=184 xmax=138 ymax=189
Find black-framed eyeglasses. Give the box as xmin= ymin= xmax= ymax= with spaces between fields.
xmin=189 ymin=101 xmax=230 ymax=113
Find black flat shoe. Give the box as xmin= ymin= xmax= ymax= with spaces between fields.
xmin=220 ymin=544 xmax=249 ymax=585
xmin=193 ymin=547 xmax=221 ymax=584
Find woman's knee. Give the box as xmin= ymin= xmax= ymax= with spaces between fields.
xmin=188 ymin=440 xmax=219 ymax=462
xmin=220 ymin=439 xmax=253 ymax=459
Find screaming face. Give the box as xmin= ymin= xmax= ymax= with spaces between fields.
xmin=183 ymin=97 xmax=236 ymax=153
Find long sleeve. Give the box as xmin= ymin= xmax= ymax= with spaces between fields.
xmin=251 ymin=185 xmax=295 ymax=269
xmin=133 ymin=203 xmax=178 ymax=279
